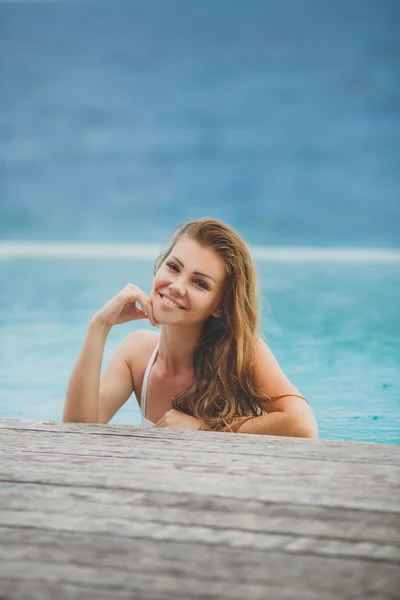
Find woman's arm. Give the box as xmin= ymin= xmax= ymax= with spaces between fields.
xmin=235 ymin=337 xmax=319 ymax=438
xmin=63 ymin=317 xmax=111 ymax=423
xmin=234 ymin=410 xmax=318 ymax=437
xmin=63 ymin=317 xmax=136 ymax=424
xmin=63 ymin=284 xmax=156 ymax=424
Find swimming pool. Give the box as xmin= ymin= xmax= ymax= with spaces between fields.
xmin=1 ymin=246 xmax=399 ymax=444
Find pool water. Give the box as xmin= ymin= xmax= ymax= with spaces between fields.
xmin=1 ymin=253 xmax=399 ymax=444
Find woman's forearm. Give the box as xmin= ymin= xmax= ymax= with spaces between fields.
xmin=235 ymin=411 xmax=319 ymax=438
xmin=62 ymin=317 xmax=112 ymax=423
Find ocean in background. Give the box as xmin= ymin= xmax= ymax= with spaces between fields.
xmin=0 ymin=0 xmax=399 ymax=246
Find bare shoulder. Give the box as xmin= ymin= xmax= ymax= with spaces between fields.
xmin=253 ymin=335 xmax=308 ymax=409
xmin=122 ymin=329 xmax=159 ymax=365
xmin=253 ymin=334 xmax=319 ymax=437
xmin=122 ymin=329 xmax=159 ymax=351
xmin=254 ymin=334 xmax=275 ymax=359
xmin=122 ymin=329 xmax=160 ymax=399
xmin=253 ymin=335 xmax=291 ymax=378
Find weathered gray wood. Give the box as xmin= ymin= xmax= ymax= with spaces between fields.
xmin=1 ymin=425 xmax=399 ymax=466
xmin=1 ymin=529 xmax=400 ymax=599
xmin=1 ymin=483 xmax=399 ymax=544
xmin=2 ymin=430 xmax=400 ymax=486
xmin=1 ymin=509 xmax=399 ymax=561
xmin=1 ymin=418 xmax=399 ymax=464
xmin=1 ymin=450 xmax=399 ymax=512
xmin=0 ymin=418 xmax=399 ymax=600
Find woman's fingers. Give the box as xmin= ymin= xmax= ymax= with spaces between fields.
xmin=133 ymin=294 xmax=159 ymax=327
xmin=155 ymin=410 xmax=177 ymax=428
xmin=129 ymin=290 xmax=152 ymax=321
xmin=132 ymin=300 xmax=148 ymax=320
xmin=96 ymin=284 xmax=159 ymax=327
xmin=155 ymin=411 xmax=172 ymax=427
xmin=132 ymin=288 xmax=158 ymax=327
xmin=145 ymin=300 xmax=154 ymax=326
xmin=146 ymin=299 xmax=159 ymax=328
xmin=130 ymin=290 xmax=148 ymax=313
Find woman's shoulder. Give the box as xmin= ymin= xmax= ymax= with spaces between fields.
xmin=119 ymin=330 xmax=157 ymax=402
xmin=123 ymin=329 xmax=160 ymax=360
xmin=122 ymin=329 xmax=159 ymax=384
xmin=125 ymin=328 xmax=160 ymax=344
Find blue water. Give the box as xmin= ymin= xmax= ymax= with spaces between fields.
xmin=0 ymin=0 xmax=399 ymax=246
xmin=0 ymin=256 xmax=399 ymax=443
xmin=0 ymin=0 xmax=399 ymax=442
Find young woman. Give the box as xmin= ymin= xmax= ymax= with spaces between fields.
xmin=63 ymin=218 xmax=318 ymax=437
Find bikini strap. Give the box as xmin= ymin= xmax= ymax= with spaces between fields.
xmin=141 ymin=343 xmax=159 ymax=418
xmin=268 ymin=393 xmax=309 ymax=404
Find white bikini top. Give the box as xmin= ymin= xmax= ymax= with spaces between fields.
xmin=139 ymin=342 xmax=159 ymax=428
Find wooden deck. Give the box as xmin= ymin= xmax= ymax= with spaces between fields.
xmin=0 ymin=418 xmax=399 ymax=600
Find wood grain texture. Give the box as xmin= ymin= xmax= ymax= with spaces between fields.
xmin=0 ymin=418 xmax=399 ymax=600
xmin=1 ymin=418 xmax=399 ymax=464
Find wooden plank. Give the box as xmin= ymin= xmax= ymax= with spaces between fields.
xmin=1 ymin=482 xmax=398 ymax=545
xmin=1 ymin=451 xmax=399 ymax=512
xmin=1 ymin=510 xmax=399 ymax=561
xmin=0 ymin=580 xmax=185 ymax=600
xmin=1 ymin=418 xmax=399 ymax=600
xmin=2 ymin=433 xmax=400 ymax=487
xmin=1 ymin=418 xmax=399 ymax=464
xmin=1 ymin=528 xmax=399 ymax=599
xmin=1 ymin=425 xmax=399 ymax=466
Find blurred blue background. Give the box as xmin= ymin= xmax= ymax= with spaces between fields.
xmin=1 ymin=0 xmax=399 ymax=246
xmin=0 ymin=0 xmax=399 ymax=442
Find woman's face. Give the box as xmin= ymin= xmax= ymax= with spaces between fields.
xmin=151 ymin=237 xmax=227 ymax=327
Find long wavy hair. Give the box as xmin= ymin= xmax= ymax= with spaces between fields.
xmin=154 ymin=218 xmax=268 ymax=432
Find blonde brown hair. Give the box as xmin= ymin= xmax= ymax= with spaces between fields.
xmin=154 ymin=218 xmax=267 ymax=432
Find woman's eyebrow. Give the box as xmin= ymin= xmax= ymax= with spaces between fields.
xmin=171 ymin=255 xmax=217 ymax=283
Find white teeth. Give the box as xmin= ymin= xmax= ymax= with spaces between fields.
xmin=162 ymin=295 xmax=182 ymax=309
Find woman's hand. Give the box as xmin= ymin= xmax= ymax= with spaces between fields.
xmin=94 ymin=284 xmax=159 ymax=328
xmin=155 ymin=409 xmax=205 ymax=431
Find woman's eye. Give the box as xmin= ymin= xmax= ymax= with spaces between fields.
xmin=166 ymin=263 xmax=207 ymax=289
xmin=167 ymin=263 xmax=178 ymax=271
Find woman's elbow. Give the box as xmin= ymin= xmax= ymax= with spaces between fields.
xmin=281 ymin=409 xmax=319 ymax=439
xmin=293 ymin=416 xmax=319 ymax=439
xmin=62 ymin=410 xmax=100 ymax=424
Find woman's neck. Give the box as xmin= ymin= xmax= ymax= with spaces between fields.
xmin=157 ymin=325 xmax=202 ymax=375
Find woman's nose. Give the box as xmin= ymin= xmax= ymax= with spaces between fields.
xmin=169 ymin=277 xmax=186 ymax=296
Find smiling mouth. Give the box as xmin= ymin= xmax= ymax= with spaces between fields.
xmin=159 ymin=293 xmax=187 ymax=310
